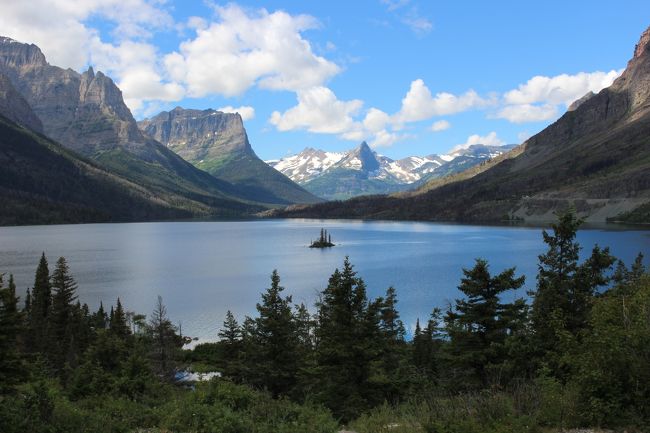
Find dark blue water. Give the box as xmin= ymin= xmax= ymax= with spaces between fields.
xmin=0 ymin=219 xmax=647 ymax=342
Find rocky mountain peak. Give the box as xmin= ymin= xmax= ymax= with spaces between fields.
xmin=0 ymin=37 xmax=47 ymax=72
xmin=633 ymin=26 xmax=650 ymax=59
xmin=138 ymin=107 xmax=253 ymax=163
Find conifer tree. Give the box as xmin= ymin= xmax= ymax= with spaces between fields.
xmin=49 ymin=257 xmax=81 ymax=373
xmin=252 ymin=270 xmax=299 ymax=397
xmin=110 ymin=298 xmax=130 ymax=339
xmin=314 ymin=257 xmax=379 ymax=421
xmin=148 ymin=296 xmax=179 ymax=377
xmin=218 ymin=310 xmax=242 ymax=380
xmin=445 ymin=259 xmax=525 ymax=387
xmin=27 ymin=253 xmax=51 ymax=353
xmin=0 ymin=274 xmax=24 ymax=393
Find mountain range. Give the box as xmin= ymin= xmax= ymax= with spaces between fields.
xmin=268 ymin=26 xmax=650 ymax=223
xmin=0 ymin=36 xmax=318 ymax=224
xmin=267 ymin=142 xmax=515 ymax=200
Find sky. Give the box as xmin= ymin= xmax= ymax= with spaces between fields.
xmin=0 ymin=0 xmax=647 ymax=160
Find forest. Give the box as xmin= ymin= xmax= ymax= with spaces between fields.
xmin=0 ymin=211 xmax=648 ymax=433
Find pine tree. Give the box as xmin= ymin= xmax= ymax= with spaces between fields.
xmin=93 ymin=301 xmax=108 ymax=329
xmin=49 ymin=257 xmax=80 ymax=373
xmin=110 ymin=298 xmax=130 ymax=339
xmin=0 ymin=274 xmax=25 ymax=393
xmin=218 ymin=310 xmax=242 ymax=380
xmin=27 ymin=253 xmax=51 ymax=353
xmin=444 ymin=259 xmax=526 ymax=387
xmin=148 ymin=296 xmax=179 ymax=378
xmin=252 ymin=270 xmax=299 ymax=397
xmin=531 ymin=210 xmax=615 ymax=371
xmin=314 ymin=257 xmax=379 ymax=421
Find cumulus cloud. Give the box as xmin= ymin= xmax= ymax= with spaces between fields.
xmin=495 ymin=103 xmax=558 ymax=123
xmin=448 ymin=131 xmax=505 ymax=154
xmin=165 ymin=4 xmax=340 ymax=98
xmin=0 ymin=0 xmax=172 ymax=70
xmin=394 ymin=79 xmax=492 ymax=125
xmin=217 ymin=105 xmax=256 ymax=121
xmin=496 ymin=70 xmax=621 ymax=123
xmin=504 ymin=70 xmax=621 ymax=106
xmin=430 ymin=119 xmax=451 ymax=132
xmin=269 ymin=86 xmax=363 ymax=135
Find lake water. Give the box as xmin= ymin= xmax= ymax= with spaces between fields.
xmin=0 ymin=219 xmax=647 ymax=342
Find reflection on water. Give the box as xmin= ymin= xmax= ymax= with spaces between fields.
xmin=0 ymin=219 xmax=647 ymax=343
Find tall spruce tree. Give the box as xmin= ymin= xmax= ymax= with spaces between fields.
xmin=27 ymin=253 xmax=51 ymax=353
xmin=218 ymin=310 xmax=242 ymax=380
xmin=531 ymin=210 xmax=615 ymax=372
xmin=49 ymin=257 xmax=80 ymax=373
xmin=314 ymin=257 xmax=379 ymax=421
xmin=444 ymin=259 xmax=525 ymax=387
xmin=252 ymin=270 xmax=299 ymax=397
xmin=110 ymin=298 xmax=130 ymax=339
xmin=0 ymin=274 xmax=24 ymax=393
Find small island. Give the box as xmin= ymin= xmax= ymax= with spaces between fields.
xmin=310 ymin=228 xmax=335 ymax=248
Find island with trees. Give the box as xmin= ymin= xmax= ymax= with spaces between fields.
xmin=309 ymin=228 xmax=335 ymax=248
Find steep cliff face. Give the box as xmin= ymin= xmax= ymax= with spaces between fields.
xmin=139 ymin=107 xmax=253 ymax=163
xmin=139 ymin=107 xmax=321 ymax=205
xmin=0 ymin=36 xmax=267 ymax=216
xmin=0 ymin=72 xmax=43 ymax=132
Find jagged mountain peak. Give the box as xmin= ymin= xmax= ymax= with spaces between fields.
xmin=633 ymin=26 xmax=650 ymax=59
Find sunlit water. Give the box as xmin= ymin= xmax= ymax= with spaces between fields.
xmin=0 ymin=219 xmax=647 ymax=343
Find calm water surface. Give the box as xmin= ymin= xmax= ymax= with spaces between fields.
xmin=0 ymin=219 xmax=647 ymax=342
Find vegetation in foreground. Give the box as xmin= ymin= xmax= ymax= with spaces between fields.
xmin=0 ymin=210 xmax=648 ymax=432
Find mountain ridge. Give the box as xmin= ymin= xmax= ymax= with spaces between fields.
xmin=267 ymin=26 xmax=650 ymax=223
xmin=139 ymin=106 xmax=321 ymax=205
xmin=268 ymin=141 xmax=515 ymax=200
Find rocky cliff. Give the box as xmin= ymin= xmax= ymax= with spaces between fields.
xmin=0 ymin=72 xmax=42 ymax=132
xmin=139 ymin=107 xmax=320 ymax=205
xmin=0 ymin=36 xmax=267 ymax=216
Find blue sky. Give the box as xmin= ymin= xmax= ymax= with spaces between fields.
xmin=0 ymin=1 xmax=647 ymax=160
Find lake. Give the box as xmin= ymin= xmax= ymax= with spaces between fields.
xmin=0 ymin=219 xmax=647 ymax=342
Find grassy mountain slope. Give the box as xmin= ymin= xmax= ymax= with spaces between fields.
xmin=0 ymin=115 xmax=258 ymax=225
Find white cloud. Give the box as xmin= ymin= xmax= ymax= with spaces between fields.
xmin=394 ymin=79 xmax=492 ymax=124
xmin=165 ymin=4 xmax=340 ymax=98
xmin=504 ymin=70 xmax=621 ymax=106
xmin=495 ymin=103 xmax=558 ymax=123
xmin=0 ymin=0 xmax=172 ymax=70
xmin=269 ymin=86 xmax=363 ymax=135
xmin=496 ymin=70 xmax=622 ymax=124
xmin=430 ymin=119 xmax=451 ymax=132
xmin=448 ymin=131 xmax=505 ymax=154
xmin=217 ymin=105 xmax=256 ymax=121
xmin=363 ymin=108 xmax=391 ymax=134
xmin=371 ymin=129 xmax=405 ymax=148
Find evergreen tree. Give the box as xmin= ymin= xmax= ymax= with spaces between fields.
xmin=148 ymin=296 xmax=179 ymax=378
xmin=49 ymin=257 xmax=79 ymax=372
xmin=252 ymin=270 xmax=299 ymax=397
xmin=0 ymin=274 xmax=24 ymax=393
xmin=110 ymin=298 xmax=130 ymax=339
xmin=314 ymin=257 xmax=379 ymax=421
xmin=413 ymin=308 xmax=444 ymax=381
xmin=27 ymin=253 xmax=51 ymax=353
xmin=444 ymin=259 xmax=525 ymax=388
xmin=218 ymin=310 xmax=242 ymax=379
xmin=93 ymin=301 xmax=108 ymax=329
xmin=531 ymin=210 xmax=615 ymax=374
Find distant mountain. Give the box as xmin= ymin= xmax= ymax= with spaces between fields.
xmin=0 ymin=36 xmax=269 ymax=217
xmin=0 ymin=72 xmax=42 ymax=132
xmin=139 ymin=107 xmax=320 ymax=205
xmin=268 ymin=141 xmax=514 ymax=200
xmin=0 ymin=113 xmax=256 ymax=225
xmin=268 ymin=26 xmax=650 ymax=223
